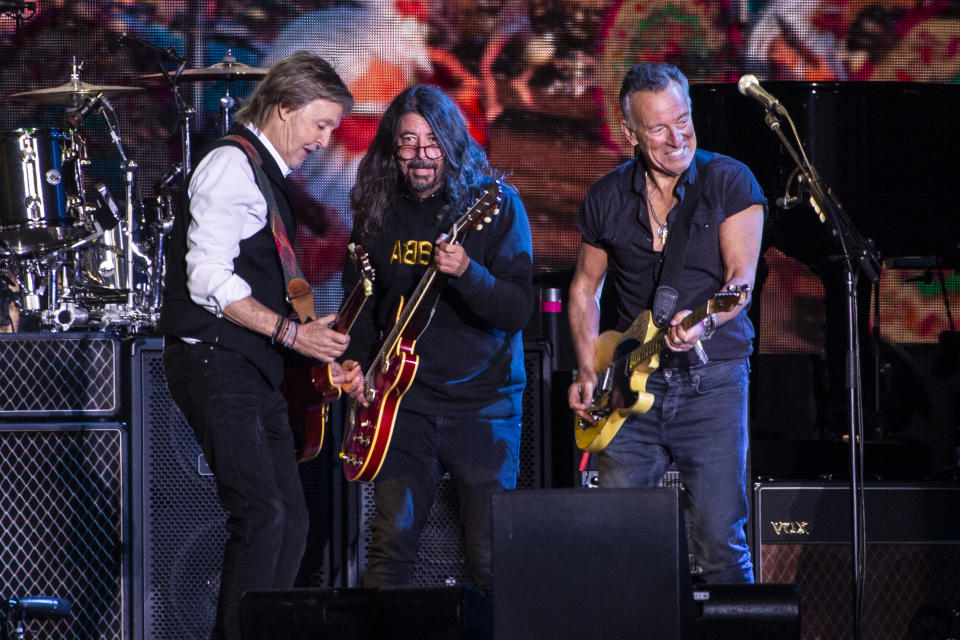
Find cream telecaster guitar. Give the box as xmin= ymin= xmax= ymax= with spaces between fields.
xmin=575 ymin=288 xmax=748 ymax=453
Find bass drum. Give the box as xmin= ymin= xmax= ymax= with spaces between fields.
xmin=0 ymin=128 xmax=89 ymax=255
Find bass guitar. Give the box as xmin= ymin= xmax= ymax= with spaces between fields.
xmin=340 ymin=182 xmax=502 ymax=482
xmin=289 ymin=243 xmax=375 ymax=462
xmin=575 ymin=288 xmax=748 ymax=453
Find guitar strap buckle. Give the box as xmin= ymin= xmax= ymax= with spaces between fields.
xmin=652 ymin=285 xmax=678 ymax=329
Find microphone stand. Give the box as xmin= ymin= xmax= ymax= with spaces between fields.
xmin=98 ymin=98 xmax=137 ymax=313
xmin=149 ymin=56 xmax=193 ymax=179
xmin=759 ymin=105 xmax=881 ymax=640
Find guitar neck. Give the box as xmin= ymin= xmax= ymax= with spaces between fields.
xmin=627 ymin=304 xmax=712 ymax=371
xmin=366 ymin=264 xmax=440 ymax=383
xmin=331 ymin=279 xmax=369 ymax=334
xmin=363 ymin=183 xmax=500 ymax=385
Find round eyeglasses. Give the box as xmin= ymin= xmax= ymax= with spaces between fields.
xmin=395 ymin=143 xmax=444 ymax=160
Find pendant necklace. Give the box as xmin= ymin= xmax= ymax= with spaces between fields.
xmin=649 ymin=201 xmax=669 ymax=243
xmin=646 ymin=172 xmax=674 ymax=245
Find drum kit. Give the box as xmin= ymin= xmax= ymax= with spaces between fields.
xmin=0 ymin=53 xmax=268 ymax=334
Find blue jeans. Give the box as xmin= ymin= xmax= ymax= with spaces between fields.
xmin=163 ymin=341 xmax=309 ymax=640
xmin=363 ymin=409 xmax=521 ymax=594
xmin=598 ymin=357 xmax=754 ymax=583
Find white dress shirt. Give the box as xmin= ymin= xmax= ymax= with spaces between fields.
xmin=186 ymin=123 xmax=291 ymax=316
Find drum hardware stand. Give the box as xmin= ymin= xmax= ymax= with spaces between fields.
xmin=146 ymin=51 xmax=193 ymax=177
xmin=218 ymin=51 xmax=241 ymax=135
xmin=750 ymin=82 xmax=881 ymax=640
xmin=142 ymin=193 xmax=174 ymax=312
xmin=220 ymin=88 xmax=236 ymax=136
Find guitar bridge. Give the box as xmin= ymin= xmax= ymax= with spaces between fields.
xmin=576 ymin=406 xmax=610 ymax=431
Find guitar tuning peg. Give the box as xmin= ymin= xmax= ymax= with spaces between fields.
xmin=475 ymin=224 xmax=483 ymax=230
xmin=483 ymin=216 xmax=492 ymax=223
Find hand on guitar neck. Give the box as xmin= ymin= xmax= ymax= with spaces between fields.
xmin=433 ymin=235 xmax=471 ymax=277
xmin=290 ymin=243 xmax=376 ymax=462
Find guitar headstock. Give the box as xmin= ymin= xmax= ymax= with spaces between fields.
xmin=447 ymin=181 xmax=502 ymax=242
xmin=707 ymin=285 xmax=751 ymax=314
xmin=348 ymin=242 xmax=375 ymax=295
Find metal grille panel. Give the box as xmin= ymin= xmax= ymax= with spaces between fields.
xmin=133 ymin=341 xmax=227 ymax=640
xmin=0 ymin=334 xmax=118 ymax=416
xmin=760 ymin=543 xmax=960 ymax=640
xmin=0 ymin=425 xmax=125 ymax=640
xmin=518 ymin=341 xmax=550 ymax=490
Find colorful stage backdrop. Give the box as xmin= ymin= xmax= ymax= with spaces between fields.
xmin=1 ymin=0 xmax=958 ymax=353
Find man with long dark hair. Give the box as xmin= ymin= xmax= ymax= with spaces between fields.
xmin=343 ymin=85 xmax=533 ymax=594
xmin=160 ymin=52 xmax=362 ymax=640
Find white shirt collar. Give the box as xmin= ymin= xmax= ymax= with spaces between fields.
xmin=246 ymin=122 xmax=291 ymax=177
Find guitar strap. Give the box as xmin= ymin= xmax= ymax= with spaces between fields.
xmin=650 ymin=149 xmax=714 ymax=329
xmin=223 ymin=134 xmax=316 ymax=323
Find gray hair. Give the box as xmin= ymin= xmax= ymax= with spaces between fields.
xmin=619 ymin=63 xmax=691 ymax=128
xmin=235 ymin=51 xmax=354 ymax=129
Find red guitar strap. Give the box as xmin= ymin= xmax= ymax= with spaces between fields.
xmin=223 ymin=134 xmax=315 ymax=323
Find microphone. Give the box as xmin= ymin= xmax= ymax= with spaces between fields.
xmin=153 ymin=163 xmax=183 ymax=193
xmin=776 ymin=195 xmax=802 ymax=209
xmin=738 ymin=74 xmax=785 ymax=113
xmin=92 ymin=183 xmax=122 ymax=230
xmin=6 ymin=596 xmax=72 ymax=620
xmin=108 ymin=32 xmax=184 ymax=63
xmin=0 ymin=0 xmax=36 ymax=11
xmin=67 ymin=92 xmax=104 ymax=128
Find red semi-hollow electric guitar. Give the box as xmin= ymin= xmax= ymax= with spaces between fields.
xmin=340 ymin=183 xmax=502 ymax=482
xmin=289 ymin=243 xmax=374 ymax=462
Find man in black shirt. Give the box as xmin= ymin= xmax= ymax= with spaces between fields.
xmin=568 ymin=63 xmax=766 ymax=583
xmin=343 ymin=85 xmax=533 ymax=594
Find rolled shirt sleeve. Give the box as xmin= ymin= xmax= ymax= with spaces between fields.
xmin=185 ymin=145 xmax=268 ymax=315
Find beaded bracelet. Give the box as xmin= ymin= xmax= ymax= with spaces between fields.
xmin=271 ymin=315 xmax=286 ymax=344
xmin=283 ymin=321 xmax=299 ymax=349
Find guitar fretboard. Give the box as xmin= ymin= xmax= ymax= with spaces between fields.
xmin=625 ymin=307 xmax=712 ymax=372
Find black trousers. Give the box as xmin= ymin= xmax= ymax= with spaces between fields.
xmin=363 ymin=409 xmax=521 ymax=594
xmin=163 ymin=341 xmax=308 ymax=640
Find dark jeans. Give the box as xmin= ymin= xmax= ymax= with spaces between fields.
xmin=598 ymin=357 xmax=754 ymax=583
xmin=163 ymin=341 xmax=308 ymax=640
xmin=362 ymin=409 xmax=521 ymax=594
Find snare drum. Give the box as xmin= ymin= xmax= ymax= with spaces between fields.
xmin=0 ymin=128 xmax=88 ymax=255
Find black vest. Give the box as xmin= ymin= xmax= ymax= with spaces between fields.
xmin=159 ymin=125 xmax=295 ymax=387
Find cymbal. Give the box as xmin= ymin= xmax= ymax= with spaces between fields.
xmin=9 ymin=80 xmax=145 ymax=106
xmin=141 ymin=60 xmax=268 ymax=83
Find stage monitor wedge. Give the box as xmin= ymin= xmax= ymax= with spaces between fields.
xmin=492 ymin=487 xmax=694 ymax=640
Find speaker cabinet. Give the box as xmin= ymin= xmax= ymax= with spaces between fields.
xmin=754 ymin=482 xmax=960 ymax=640
xmin=239 ymin=587 xmax=489 ymax=640
xmin=0 ymin=333 xmax=119 ymax=417
xmin=0 ymin=423 xmax=126 ymax=640
xmin=127 ymin=337 xmax=227 ymax=640
xmin=492 ymin=487 xmax=694 ymax=640
xmin=348 ymin=340 xmax=553 ymax=587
